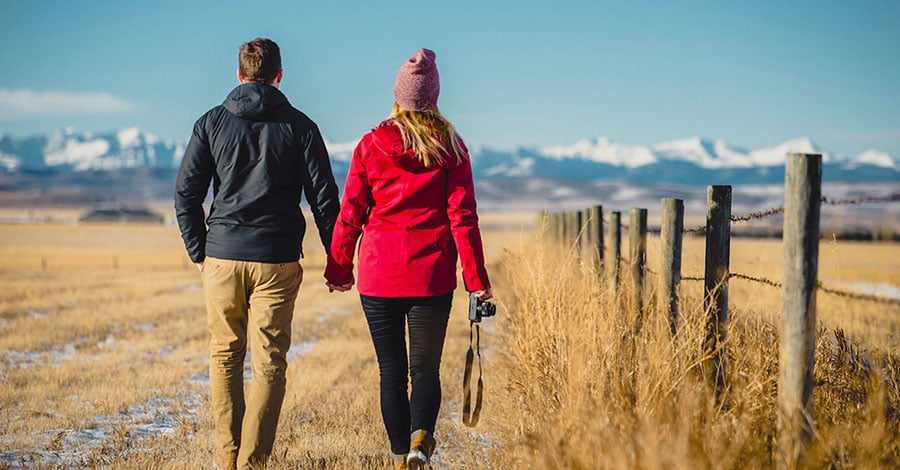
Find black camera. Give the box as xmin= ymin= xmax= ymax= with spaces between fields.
xmin=468 ymin=292 xmax=497 ymax=323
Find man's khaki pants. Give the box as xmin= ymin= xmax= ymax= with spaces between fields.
xmin=202 ymin=257 xmax=302 ymax=469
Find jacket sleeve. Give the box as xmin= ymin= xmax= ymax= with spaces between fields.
xmin=300 ymin=124 xmax=341 ymax=251
xmin=324 ymin=140 xmax=371 ymax=285
xmin=174 ymin=119 xmax=214 ymax=263
xmin=447 ymin=150 xmax=491 ymax=292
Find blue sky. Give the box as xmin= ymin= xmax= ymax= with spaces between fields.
xmin=1 ymin=0 xmax=898 ymax=156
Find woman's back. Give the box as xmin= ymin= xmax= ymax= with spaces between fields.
xmin=357 ymin=120 xmax=466 ymax=232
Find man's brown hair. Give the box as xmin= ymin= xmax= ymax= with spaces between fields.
xmin=239 ymin=38 xmax=282 ymax=83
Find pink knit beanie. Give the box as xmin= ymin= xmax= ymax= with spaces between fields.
xmin=394 ymin=48 xmax=440 ymax=111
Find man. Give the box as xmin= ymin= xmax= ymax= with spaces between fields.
xmin=175 ymin=37 xmax=340 ymax=469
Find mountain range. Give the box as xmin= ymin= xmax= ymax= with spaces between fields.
xmin=0 ymin=128 xmax=896 ymax=213
xmin=2 ymin=128 xmax=896 ymax=187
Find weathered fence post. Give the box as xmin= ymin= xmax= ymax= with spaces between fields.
xmin=704 ymin=185 xmax=731 ymax=396
xmin=777 ymin=153 xmax=822 ymax=469
xmin=554 ymin=212 xmax=565 ymax=244
xmin=573 ymin=209 xmax=584 ymax=249
xmin=564 ymin=210 xmax=578 ymax=247
xmin=581 ymin=207 xmax=592 ymax=263
xmin=629 ymin=208 xmax=648 ymax=327
xmin=588 ymin=205 xmax=604 ymax=274
xmin=659 ymin=198 xmax=684 ymax=336
xmin=559 ymin=211 xmax=568 ymax=246
xmin=609 ymin=211 xmax=622 ymax=291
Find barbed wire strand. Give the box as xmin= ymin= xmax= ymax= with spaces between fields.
xmin=677 ymin=193 xmax=898 ymax=234
xmin=725 ymin=272 xmax=898 ymax=307
xmin=636 ymin=269 xmax=897 ymax=306
xmin=821 ymin=194 xmax=899 ymax=206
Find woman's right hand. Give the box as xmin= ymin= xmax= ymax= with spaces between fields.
xmin=474 ymin=288 xmax=493 ymax=300
xmin=326 ymin=280 xmax=354 ymax=293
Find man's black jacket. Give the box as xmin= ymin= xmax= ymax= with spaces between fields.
xmin=175 ymin=82 xmax=340 ymax=264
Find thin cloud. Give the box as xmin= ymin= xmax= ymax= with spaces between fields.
xmin=0 ymin=88 xmax=133 ymax=119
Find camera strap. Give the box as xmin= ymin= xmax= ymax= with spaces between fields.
xmin=462 ymin=321 xmax=483 ymax=427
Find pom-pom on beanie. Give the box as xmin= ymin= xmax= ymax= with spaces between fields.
xmin=394 ymin=48 xmax=440 ymax=111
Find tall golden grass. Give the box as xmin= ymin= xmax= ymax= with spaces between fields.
xmin=483 ymin=226 xmax=899 ymax=468
xmin=0 ymin=213 xmax=897 ymax=468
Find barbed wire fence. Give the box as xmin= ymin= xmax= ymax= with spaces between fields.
xmin=541 ymin=154 xmax=896 ymax=467
xmin=580 ymin=193 xmax=899 ymax=304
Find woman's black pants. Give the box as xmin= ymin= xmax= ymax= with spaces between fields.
xmin=360 ymin=293 xmax=452 ymax=455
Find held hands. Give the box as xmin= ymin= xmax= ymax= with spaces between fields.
xmin=326 ymin=282 xmax=354 ymax=293
xmin=326 ymin=274 xmax=354 ymax=293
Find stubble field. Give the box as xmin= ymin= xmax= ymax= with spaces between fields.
xmin=0 ymin=207 xmax=897 ymax=468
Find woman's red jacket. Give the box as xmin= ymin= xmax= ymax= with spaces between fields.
xmin=324 ymin=121 xmax=490 ymax=297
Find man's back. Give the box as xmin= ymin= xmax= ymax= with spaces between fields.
xmin=175 ymin=82 xmax=339 ymax=264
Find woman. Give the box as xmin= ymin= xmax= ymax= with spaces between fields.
xmin=324 ymin=48 xmax=492 ymax=470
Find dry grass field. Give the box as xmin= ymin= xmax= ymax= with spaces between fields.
xmin=0 ymin=207 xmax=897 ymax=468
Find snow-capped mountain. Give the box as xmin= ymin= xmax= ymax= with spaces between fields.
xmin=0 ymin=129 xmax=896 ymax=186
xmin=0 ymin=127 xmax=184 ymax=171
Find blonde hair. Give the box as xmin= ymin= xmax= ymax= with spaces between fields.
xmin=390 ymin=103 xmax=465 ymax=168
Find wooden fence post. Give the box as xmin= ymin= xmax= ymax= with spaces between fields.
xmin=704 ymin=185 xmax=731 ymax=396
xmin=581 ymin=207 xmax=592 ymax=263
xmin=588 ymin=205 xmax=604 ymax=274
xmin=629 ymin=208 xmax=648 ymax=327
xmin=610 ymin=211 xmax=622 ymax=291
xmin=564 ymin=210 xmax=576 ymax=247
xmin=659 ymin=198 xmax=684 ymax=336
xmin=554 ymin=212 xmax=565 ymax=244
xmin=573 ymin=210 xmax=584 ymax=249
xmin=777 ymin=153 xmax=822 ymax=469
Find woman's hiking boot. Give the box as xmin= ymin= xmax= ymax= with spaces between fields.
xmin=392 ymin=452 xmax=408 ymax=470
xmin=406 ymin=429 xmax=435 ymax=470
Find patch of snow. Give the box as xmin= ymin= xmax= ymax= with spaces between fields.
xmin=843 ymin=282 xmax=900 ymax=301
xmin=540 ymin=137 xmax=657 ymax=168
xmin=27 ymin=310 xmax=47 ymax=320
xmin=44 ymin=138 xmax=110 ymax=167
xmin=97 ymin=335 xmax=116 ymax=349
xmin=748 ymin=137 xmax=827 ymax=166
xmin=172 ymin=141 xmax=186 ymax=167
xmin=324 ymin=139 xmax=358 ymax=162
xmin=484 ymin=156 xmax=534 ymax=177
xmin=116 ymin=127 xmax=141 ymax=148
xmin=187 ymin=373 xmax=209 ymax=386
xmin=1 ymin=343 xmax=77 ymax=372
xmin=287 ymin=340 xmax=317 ymax=362
xmin=851 ymin=150 xmax=896 ymax=169
xmin=0 ymin=152 xmax=19 ymax=171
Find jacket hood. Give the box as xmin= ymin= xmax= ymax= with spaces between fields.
xmin=223 ymin=82 xmax=289 ymax=120
xmin=371 ymin=120 xmax=410 ymax=157
xmin=370 ymin=120 xmax=467 ymax=171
